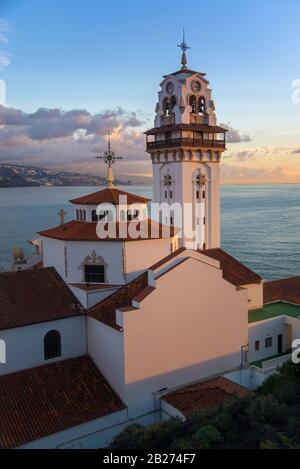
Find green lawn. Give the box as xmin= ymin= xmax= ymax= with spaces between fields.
xmin=248 ymin=302 xmax=300 ymax=324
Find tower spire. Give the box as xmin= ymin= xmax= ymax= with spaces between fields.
xmin=95 ymin=129 xmax=123 ymax=188
xmin=177 ymin=28 xmax=190 ymax=70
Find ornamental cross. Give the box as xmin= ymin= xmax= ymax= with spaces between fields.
xmin=95 ymin=131 xmax=123 ymax=187
xmin=58 ymin=208 xmax=67 ymax=226
xmin=177 ymin=29 xmax=190 ymax=69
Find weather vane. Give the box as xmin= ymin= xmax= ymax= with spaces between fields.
xmin=95 ymin=129 xmax=123 ymax=188
xmin=177 ymin=28 xmax=190 ymax=70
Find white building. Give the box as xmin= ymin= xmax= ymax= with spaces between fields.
xmin=0 ymin=41 xmax=299 ymax=449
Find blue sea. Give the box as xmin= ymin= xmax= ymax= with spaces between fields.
xmin=0 ymin=184 xmax=300 ymax=280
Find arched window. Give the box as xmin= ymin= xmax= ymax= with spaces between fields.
xmin=76 ymin=209 xmax=79 ymax=220
xmin=189 ymin=95 xmax=197 ymax=114
xmin=170 ymin=96 xmax=177 ymax=112
xmin=44 ymin=330 xmax=61 ymax=360
xmin=198 ymin=97 xmax=206 ymax=115
xmin=83 ymin=210 xmax=86 ymax=221
xmin=163 ymin=97 xmax=170 ymax=116
xmin=92 ymin=210 xmax=98 ymax=222
xmin=79 ymin=210 xmax=83 ymax=221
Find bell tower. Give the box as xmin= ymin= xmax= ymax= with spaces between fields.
xmin=146 ymin=35 xmax=227 ymax=250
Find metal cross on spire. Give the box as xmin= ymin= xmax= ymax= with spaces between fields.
xmin=177 ymin=28 xmax=190 ymax=70
xmin=95 ymin=129 xmax=123 ymax=188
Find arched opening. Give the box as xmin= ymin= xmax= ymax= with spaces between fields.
xmin=44 ymin=330 xmax=61 ymax=360
xmin=79 ymin=210 xmax=83 ymax=221
xmin=170 ymin=96 xmax=177 ymax=112
xmin=76 ymin=209 xmax=79 ymax=220
xmin=198 ymin=97 xmax=206 ymax=115
xmin=92 ymin=210 xmax=98 ymax=222
xmin=163 ymin=97 xmax=170 ymax=116
xmin=189 ymin=95 xmax=197 ymax=114
xmin=83 ymin=210 xmax=86 ymax=221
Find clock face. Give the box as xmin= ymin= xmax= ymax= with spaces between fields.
xmin=191 ymin=80 xmax=201 ymax=93
xmin=166 ymin=82 xmax=174 ymax=95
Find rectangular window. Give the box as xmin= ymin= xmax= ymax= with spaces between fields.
xmin=255 ymin=340 xmax=260 ymax=352
xmin=202 ymin=191 xmax=206 ymax=199
xmin=265 ymin=337 xmax=273 ymax=348
xmin=196 ymin=190 xmax=200 ymax=200
xmin=84 ymin=265 xmax=105 ymax=283
xmin=170 ymin=191 xmax=173 ymax=199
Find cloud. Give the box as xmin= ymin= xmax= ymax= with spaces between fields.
xmin=221 ymin=123 xmax=251 ymax=143
xmin=0 ymin=105 xmax=145 ymax=141
xmin=0 ymin=104 xmax=148 ymax=178
xmin=221 ymin=162 xmax=285 ymax=180
xmin=292 ymin=149 xmax=300 ymax=154
xmin=224 ymin=146 xmax=297 ymax=162
xmin=0 ymin=19 xmax=11 ymax=70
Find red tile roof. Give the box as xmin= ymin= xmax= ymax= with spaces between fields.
xmin=0 ymin=267 xmax=84 ymax=330
xmin=163 ymin=377 xmax=249 ymax=417
xmin=0 ymin=356 xmax=126 ymax=448
xmin=70 ymin=187 xmax=150 ymax=206
xmin=70 ymin=283 xmax=121 ymax=292
xmin=264 ymin=277 xmax=300 ymax=306
xmin=89 ymin=273 xmax=149 ymax=330
xmin=201 ymin=249 xmax=262 ymax=286
xmin=39 ymin=219 xmax=175 ymax=242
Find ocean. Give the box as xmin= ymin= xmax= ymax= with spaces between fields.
xmin=0 ymin=184 xmax=300 ymax=280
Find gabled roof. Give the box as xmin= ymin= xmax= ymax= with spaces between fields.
xmin=163 ymin=377 xmax=249 ymax=417
xmin=39 ymin=220 xmax=175 ymax=242
xmin=0 ymin=356 xmax=126 ymax=448
xmin=264 ymin=276 xmax=300 ymax=306
xmin=0 ymin=267 xmax=84 ymax=330
xmin=88 ymin=247 xmax=262 ymax=330
xmin=88 ymin=272 xmax=149 ymax=331
xmin=70 ymin=187 xmax=150 ymax=206
xmin=201 ymin=249 xmax=262 ymax=287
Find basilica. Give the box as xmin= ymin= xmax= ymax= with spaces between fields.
xmin=0 ymin=41 xmax=300 ymax=449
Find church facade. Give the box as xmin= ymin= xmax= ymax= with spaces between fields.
xmin=0 ymin=42 xmax=300 ymax=449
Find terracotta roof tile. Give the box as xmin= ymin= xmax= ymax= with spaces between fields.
xmin=39 ymin=220 xmax=175 ymax=242
xmin=0 ymin=356 xmax=126 ymax=448
xmin=89 ymin=273 xmax=149 ymax=330
xmin=163 ymin=377 xmax=249 ymax=417
xmin=201 ymin=249 xmax=261 ymax=286
xmin=70 ymin=283 xmax=121 ymax=292
xmin=0 ymin=268 xmax=84 ymax=330
xmin=264 ymin=277 xmax=300 ymax=306
xmin=70 ymin=187 xmax=150 ymax=206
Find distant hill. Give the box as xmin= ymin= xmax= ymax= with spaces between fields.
xmin=0 ymin=164 xmax=132 ymax=188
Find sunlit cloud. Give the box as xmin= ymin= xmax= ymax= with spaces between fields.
xmin=221 ymin=123 xmax=251 ymax=143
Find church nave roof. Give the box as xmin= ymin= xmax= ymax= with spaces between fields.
xmin=70 ymin=187 xmax=150 ymax=206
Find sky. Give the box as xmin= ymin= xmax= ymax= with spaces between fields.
xmin=0 ymin=0 xmax=300 ymax=184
